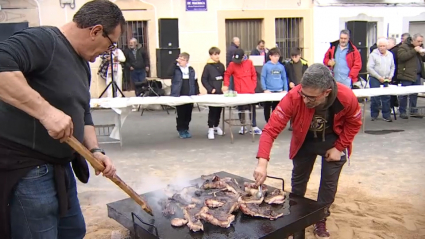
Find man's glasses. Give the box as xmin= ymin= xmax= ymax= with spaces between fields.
xmin=103 ymin=31 xmax=117 ymax=51
xmin=298 ymin=90 xmax=326 ymax=102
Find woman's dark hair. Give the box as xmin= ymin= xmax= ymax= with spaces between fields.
xmin=73 ymin=0 xmax=125 ymax=35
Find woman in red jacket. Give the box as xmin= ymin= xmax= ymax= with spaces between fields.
xmin=253 ymin=63 xmax=362 ymax=239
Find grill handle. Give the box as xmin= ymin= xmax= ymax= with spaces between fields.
xmin=132 ymin=212 xmax=159 ymax=238
xmin=266 ymin=175 xmax=285 ymax=191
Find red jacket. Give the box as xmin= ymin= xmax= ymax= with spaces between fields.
xmin=257 ymin=82 xmax=362 ymax=160
xmin=224 ymin=60 xmax=257 ymax=94
xmin=323 ymin=41 xmax=362 ymax=83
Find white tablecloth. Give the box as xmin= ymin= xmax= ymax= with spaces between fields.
xmin=90 ymin=86 xmax=425 ymax=140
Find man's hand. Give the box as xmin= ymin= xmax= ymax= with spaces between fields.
xmin=222 ymin=86 xmax=229 ymax=92
xmin=414 ymin=46 xmax=422 ymax=53
xmin=289 ymin=82 xmax=295 ymax=89
xmin=130 ymin=66 xmax=134 ymax=71
xmin=253 ymin=158 xmax=268 ymax=186
xmin=325 ymin=147 xmax=342 ymax=162
xmin=39 ymin=106 xmax=73 ymax=142
xmin=93 ymin=152 xmax=116 ymax=178
xmin=379 ymin=77 xmax=385 ymax=83
xmin=328 ymin=59 xmax=336 ymax=67
xmin=145 ymin=66 xmax=149 ymax=72
xmin=264 ymin=90 xmax=272 ymax=94
xmin=113 ymin=56 xmax=118 ymax=62
xmin=211 ymin=89 xmax=216 ymax=94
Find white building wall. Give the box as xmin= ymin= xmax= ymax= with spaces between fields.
xmin=313 ymin=6 xmax=425 ymax=63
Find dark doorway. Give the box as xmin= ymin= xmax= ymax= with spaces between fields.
xmin=0 ymin=22 xmax=29 ymax=41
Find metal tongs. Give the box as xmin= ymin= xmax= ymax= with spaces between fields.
xmin=256 ymin=185 xmax=263 ymax=199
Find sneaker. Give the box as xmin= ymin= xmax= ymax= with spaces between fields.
xmin=250 ymin=126 xmax=262 ymax=135
xmin=383 ymin=117 xmax=392 ymax=122
xmin=239 ymin=126 xmax=248 ymax=135
xmin=178 ymin=131 xmax=186 ymax=139
xmin=400 ymin=114 xmax=408 ymax=119
xmin=214 ymin=126 xmax=223 ymax=136
xmin=208 ymin=128 xmax=215 ymax=140
xmin=184 ymin=130 xmax=192 ymax=138
xmin=313 ymin=220 xmax=330 ymax=239
xmin=371 ymin=117 xmax=377 ymax=121
xmin=288 ymin=126 xmax=293 ymax=131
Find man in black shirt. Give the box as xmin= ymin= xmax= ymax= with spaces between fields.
xmin=0 ymin=0 xmax=125 ymax=238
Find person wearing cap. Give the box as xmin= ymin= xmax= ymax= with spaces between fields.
xmin=223 ymin=49 xmax=262 ymax=135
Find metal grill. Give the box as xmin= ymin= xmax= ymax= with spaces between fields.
xmin=275 ymin=18 xmax=304 ymax=59
xmin=119 ymin=21 xmax=149 ymax=91
xmin=225 ymin=19 xmax=263 ymax=56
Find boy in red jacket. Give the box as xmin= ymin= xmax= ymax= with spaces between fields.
xmin=253 ymin=63 xmax=362 ymax=239
xmin=223 ymin=49 xmax=262 ymax=134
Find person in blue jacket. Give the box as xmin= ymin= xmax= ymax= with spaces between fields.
xmin=261 ymin=47 xmax=288 ymax=122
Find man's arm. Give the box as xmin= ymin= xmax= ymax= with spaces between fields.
xmin=367 ymin=55 xmax=381 ymax=79
xmin=201 ymin=65 xmax=214 ymax=93
xmin=334 ymin=94 xmax=362 ymax=152
xmin=223 ymin=63 xmax=234 ymax=87
xmin=349 ymin=49 xmax=362 ymax=83
xmin=389 ymin=53 xmax=396 ymax=79
xmin=194 ymin=71 xmax=200 ymax=95
xmin=323 ymin=48 xmax=332 ymax=66
xmin=261 ymin=65 xmax=267 ymax=91
xmin=256 ymin=92 xmax=294 ymax=160
xmin=397 ymin=46 xmax=416 ymax=62
xmin=123 ymin=50 xmax=132 ymax=68
xmin=281 ymin=66 xmax=288 ymax=91
xmin=0 ymin=28 xmax=57 ymax=122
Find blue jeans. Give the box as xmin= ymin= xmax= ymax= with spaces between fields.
xmin=369 ymin=76 xmax=391 ymax=119
xmin=398 ymin=74 xmax=421 ymax=115
xmin=10 ymin=164 xmax=86 ymax=239
xmin=130 ymin=69 xmax=146 ymax=83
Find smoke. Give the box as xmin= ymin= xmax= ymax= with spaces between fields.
xmin=132 ymin=171 xmax=200 ymax=214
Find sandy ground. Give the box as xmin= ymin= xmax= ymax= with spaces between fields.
xmin=80 ymin=102 xmax=425 ymax=239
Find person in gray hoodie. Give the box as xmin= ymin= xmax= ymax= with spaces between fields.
xmin=367 ymin=38 xmax=395 ymax=122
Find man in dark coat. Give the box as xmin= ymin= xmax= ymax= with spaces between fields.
xmin=123 ymin=38 xmax=150 ymax=84
xmin=397 ymin=34 xmax=425 ymax=119
xmin=226 ymin=37 xmax=240 ymax=67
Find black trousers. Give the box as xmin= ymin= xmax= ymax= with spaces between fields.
xmin=208 ymin=107 xmax=222 ymax=128
xmin=176 ymin=103 xmax=193 ymax=131
xmin=263 ymin=101 xmax=279 ymax=123
xmin=291 ymin=134 xmax=346 ymax=208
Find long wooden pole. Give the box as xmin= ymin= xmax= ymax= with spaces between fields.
xmin=65 ymin=136 xmax=153 ymax=216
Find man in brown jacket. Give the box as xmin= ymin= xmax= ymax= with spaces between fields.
xmin=397 ymin=33 xmax=425 ymax=119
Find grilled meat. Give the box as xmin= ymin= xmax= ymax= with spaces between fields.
xmin=264 ymin=189 xmax=286 ymax=205
xmin=183 ymin=204 xmax=204 ymax=232
xmin=205 ymin=199 xmax=225 ymax=208
xmin=171 ymin=218 xmax=187 ymax=227
xmin=202 ymin=180 xmax=238 ymax=195
xmin=238 ymin=194 xmax=264 ymax=204
xmin=244 ymin=182 xmax=268 ymax=195
xmin=198 ymin=206 xmax=235 ymax=228
xmin=239 ymin=203 xmax=284 ymax=220
xmin=158 ymin=199 xmax=175 ymax=217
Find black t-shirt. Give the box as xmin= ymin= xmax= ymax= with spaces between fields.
xmin=305 ymin=105 xmax=335 ymax=141
xmin=0 ymin=26 xmax=93 ymax=159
